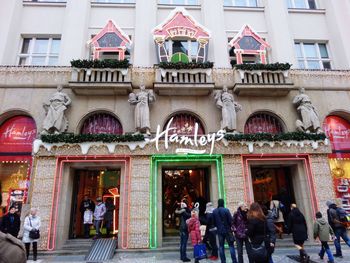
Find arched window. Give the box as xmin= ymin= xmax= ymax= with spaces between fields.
xmin=81 ymin=113 xmax=123 ymax=135
xmin=164 ymin=113 xmax=205 ymax=136
xmin=0 ymin=115 xmax=37 ymax=153
xmin=323 ymin=115 xmax=350 ymax=152
xmin=244 ymin=113 xmax=284 ymax=134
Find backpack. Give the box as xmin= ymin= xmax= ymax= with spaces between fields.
xmin=271 ymin=202 xmax=280 ymax=220
xmin=336 ymin=207 xmax=349 ymax=223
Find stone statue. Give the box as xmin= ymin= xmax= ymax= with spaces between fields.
xmin=41 ymin=85 xmax=71 ymax=135
xmin=214 ymin=86 xmax=242 ymax=133
xmin=128 ymin=85 xmax=156 ymax=135
xmin=293 ymin=88 xmax=322 ymax=133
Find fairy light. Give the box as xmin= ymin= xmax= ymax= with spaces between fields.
xmin=149 ymin=154 xmax=225 ymax=249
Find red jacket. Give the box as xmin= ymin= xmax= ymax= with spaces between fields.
xmin=187 ymin=217 xmax=201 ymax=246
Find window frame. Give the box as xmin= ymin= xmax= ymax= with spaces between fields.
xmin=92 ymin=0 xmax=136 ymax=3
xmin=23 ymin=0 xmax=66 ymax=2
xmin=165 ymin=39 xmax=199 ymax=62
xmin=224 ymin=0 xmax=258 ymax=7
xmin=287 ymin=0 xmax=317 ymax=9
xmin=18 ymin=37 xmax=61 ymax=66
xmin=295 ymin=42 xmax=331 ymax=70
xmin=158 ymin=0 xmax=200 ymax=6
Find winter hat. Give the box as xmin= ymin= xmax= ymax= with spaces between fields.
xmin=205 ymin=202 xmax=214 ymax=214
xmin=316 ymin=211 xmax=322 ymax=219
xmin=326 ymin=200 xmax=335 ymax=207
xmin=96 ymin=197 xmax=102 ymax=202
xmin=180 ymin=202 xmax=187 ymax=209
xmin=218 ymin=199 xmax=225 ymax=208
xmin=192 ymin=202 xmax=200 ymax=213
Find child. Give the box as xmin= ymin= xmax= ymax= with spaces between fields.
xmin=313 ymin=211 xmax=335 ymax=263
xmin=187 ymin=208 xmax=202 ymax=263
xmin=83 ymin=208 xmax=93 ymax=238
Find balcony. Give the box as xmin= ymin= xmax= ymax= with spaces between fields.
xmin=68 ymin=59 xmax=132 ymax=95
xmin=153 ymin=63 xmax=215 ymax=96
xmin=232 ymin=63 xmax=294 ymax=96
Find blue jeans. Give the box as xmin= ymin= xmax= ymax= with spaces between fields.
xmin=319 ymin=241 xmax=334 ymax=261
xmin=94 ymin=220 xmax=102 ymax=237
xmin=218 ymin=232 xmax=237 ymax=263
xmin=334 ymin=227 xmax=350 ymax=255
xmin=180 ymin=231 xmax=189 ymax=260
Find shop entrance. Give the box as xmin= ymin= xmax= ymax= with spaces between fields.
xmin=69 ymin=169 xmax=120 ymax=239
xmin=162 ymin=168 xmax=210 ymax=236
xmin=251 ymin=166 xmax=296 ymax=219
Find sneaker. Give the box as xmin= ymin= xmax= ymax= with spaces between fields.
xmin=182 ymin=258 xmax=191 ymax=262
xmin=209 ymin=256 xmax=219 ymax=260
xmin=333 ymin=254 xmax=343 ymax=258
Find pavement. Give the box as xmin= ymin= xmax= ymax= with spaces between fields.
xmin=28 ymin=245 xmax=350 ymax=263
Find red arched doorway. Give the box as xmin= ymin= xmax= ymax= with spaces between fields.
xmin=0 ymin=115 xmax=36 ymax=217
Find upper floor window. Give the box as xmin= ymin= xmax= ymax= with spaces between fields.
xmin=93 ymin=0 xmax=135 ymax=3
xmin=18 ymin=37 xmax=60 ymax=66
xmin=164 ymin=40 xmax=199 ymax=62
xmin=24 ymin=0 xmax=66 ymax=2
xmin=287 ymin=0 xmax=316 ymax=9
xmin=159 ymin=0 xmax=199 ymax=5
xmin=295 ymin=42 xmax=331 ymax=69
xmin=224 ymin=0 xmax=257 ymax=7
xmin=245 ymin=113 xmax=284 ymax=134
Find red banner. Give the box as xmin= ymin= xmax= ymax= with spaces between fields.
xmin=323 ymin=115 xmax=350 ymax=152
xmin=0 ymin=116 xmax=37 ymax=153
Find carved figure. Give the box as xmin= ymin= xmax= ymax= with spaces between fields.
xmin=214 ymin=86 xmax=242 ymax=133
xmin=128 ymin=85 xmax=156 ymax=135
xmin=293 ymin=88 xmax=322 ymax=133
xmin=41 ymin=85 xmax=71 ymax=135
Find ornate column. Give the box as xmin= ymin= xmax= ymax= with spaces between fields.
xmin=234 ymin=49 xmax=244 ymax=65
xmin=196 ymin=38 xmax=208 ymax=63
xmin=154 ymin=37 xmax=169 ymax=62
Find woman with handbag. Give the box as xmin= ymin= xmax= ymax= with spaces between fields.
xmin=22 ymin=208 xmax=41 ymax=261
xmin=247 ymin=203 xmax=269 ymax=263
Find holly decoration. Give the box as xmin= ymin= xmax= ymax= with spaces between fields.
xmin=157 ymin=61 xmax=214 ymax=69
xmin=224 ymin=132 xmax=326 ymax=142
xmin=232 ymin=62 xmax=292 ymax=71
xmin=70 ymin=59 xmax=130 ymax=69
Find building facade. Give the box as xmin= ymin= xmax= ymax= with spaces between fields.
xmin=0 ymin=0 xmax=350 ymax=251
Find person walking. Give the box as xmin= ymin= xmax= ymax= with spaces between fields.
xmin=22 ymin=208 xmax=41 ymax=261
xmin=246 ymin=203 xmax=269 ymax=263
xmin=0 ymin=205 xmax=20 ymax=238
xmin=269 ymin=197 xmax=284 ymax=239
xmin=213 ymin=198 xmax=238 ymax=263
xmin=326 ymin=200 xmax=350 ymax=258
xmin=287 ymin=204 xmax=309 ymax=263
xmin=203 ymin=202 xmax=218 ymax=260
xmin=232 ymin=202 xmax=252 ymax=263
xmin=80 ymin=195 xmax=95 ymax=238
xmin=261 ymin=206 xmax=276 ymax=263
xmin=175 ymin=200 xmax=191 ymax=262
xmin=313 ymin=211 xmax=335 ymax=263
xmin=104 ymin=197 xmax=115 ymax=237
xmin=187 ymin=209 xmax=202 ymax=263
xmin=93 ymin=197 xmax=106 ymax=239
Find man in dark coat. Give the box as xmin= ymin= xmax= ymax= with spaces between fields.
xmin=327 ymin=200 xmax=350 ymax=258
xmin=0 ymin=206 xmax=20 ymax=238
xmin=175 ymin=201 xmax=191 ymax=262
xmin=213 ymin=199 xmax=238 ymax=263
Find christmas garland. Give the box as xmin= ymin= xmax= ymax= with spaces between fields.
xmin=224 ymin=132 xmax=326 ymax=142
xmin=157 ymin=61 xmax=214 ymax=70
xmin=232 ymin=62 xmax=292 ymax=71
xmin=41 ymin=133 xmax=144 ymax=144
xmin=70 ymin=59 xmax=130 ymax=69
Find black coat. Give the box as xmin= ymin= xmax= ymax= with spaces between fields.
xmin=80 ymin=199 xmax=95 ymax=214
xmin=0 ymin=213 xmax=20 ymax=237
xmin=247 ymin=217 xmax=267 ymax=245
xmin=175 ymin=207 xmax=191 ymax=233
xmin=287 ymin=208 xmax=308 ymax=242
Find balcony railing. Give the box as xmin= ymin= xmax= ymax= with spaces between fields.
xmin=154 ymin=67 xmax=214 ymax=95
xmin=69 ymin=67 xmax=132 ymax=95
xmin=233 ymin=69 xmax=294 ymax=96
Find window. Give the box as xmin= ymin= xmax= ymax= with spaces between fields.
xmin=287 ymin=0 xmax=316 ymax=9
xmin=295 ymin=42 xmax=331 ymax=69
xmin=164 ymin=113 xmax=205 ymax=136
xmin=93 ymin=0 xmax=135 ymax=3
xmin=165 ymin=40 xmax=199 ymax=62
xmin=245 ymin=113 xmax=284 ymax=134
xmin=224 ymin=0 xmax=258 ymax=7
xmin=159 ymin=0 xmax=199 ymax=5
xmin=24 ymin=0 xmax=66 ymax=2
xmin=18 ymin=37 xmax=60 ymax=66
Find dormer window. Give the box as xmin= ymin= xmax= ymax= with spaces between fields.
xmin=228 ymin=24 xmax=270 ymax=65
xmin=152 ymin=7 xmax=211 ymax=63
xmin=88 ymin=20 xmax=132 ymax=60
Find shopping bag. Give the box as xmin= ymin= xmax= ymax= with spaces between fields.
xmin=194 ymin=243 xmax=207 ymax=260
